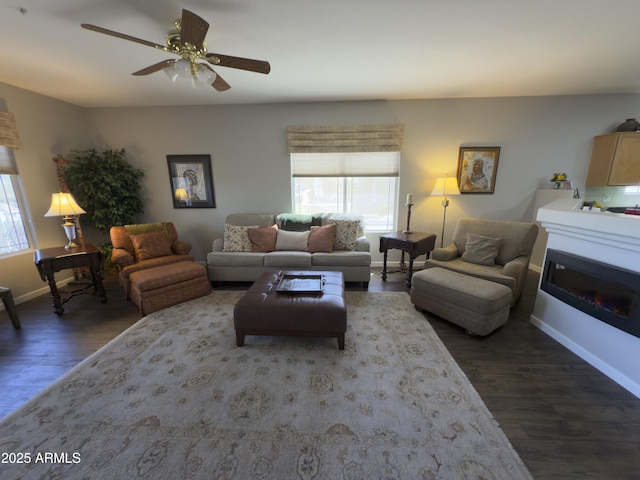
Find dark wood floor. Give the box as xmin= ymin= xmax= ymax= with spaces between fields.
xmin=1 ymin=268 xmax=639 ymax=479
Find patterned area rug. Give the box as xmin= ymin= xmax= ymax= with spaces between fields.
xmin=0 ymin=291 xmax=532 ymax=479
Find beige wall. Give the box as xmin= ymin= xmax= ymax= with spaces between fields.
xmin=0 ymin=82 xmax=93 ymax=302
xmin=2 ymin=79 xmax=640 ymax=301
xmin=86 ymin=94 xmax=640 ymax=264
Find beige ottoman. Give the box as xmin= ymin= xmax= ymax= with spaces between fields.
xmin=129 ymin=262 xmax=211 ymax=315
xmin=410 ymin=267 xmax=511 ymax=336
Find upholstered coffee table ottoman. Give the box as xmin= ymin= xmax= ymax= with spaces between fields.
xmin=129 ymin=261 xmax=211 ymax=315
xmin=234 ymin=270 xmax=347 ymax=349
xmin=410 ymin=267 xmax=511 ymax=336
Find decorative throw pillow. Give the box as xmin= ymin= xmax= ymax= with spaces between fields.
xmin=130 ymin=230 xmax=172 ymax=261
xmin=222 ymin=224 xmax=258 ymax=252
xmin=247 ymin=225 xmax=279 ymax=252
xmin=308 ymin=223 xmax=337 ymax=253
xmin=329 ymin=219 xmax=361 ymax=250
xmin=275 ymin=230 xmax=310 ymax=251
xmin=461 ymin=233 xmax=502 ymax=266
xmin=278 ymin=213 xmax=323 ymax=232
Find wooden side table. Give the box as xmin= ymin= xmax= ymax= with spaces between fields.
xmin=379 ymin=231 xmax=437 ymax=287
xmin=34 ymin=243 xmax=107 ymax=315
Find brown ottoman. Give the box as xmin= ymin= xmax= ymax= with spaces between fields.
xmin=129 ymin=261 xmax=211 ymax=315
xmin=234 ymin=270 xmax=347 ymax=349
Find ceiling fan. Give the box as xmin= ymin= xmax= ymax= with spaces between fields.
xmin=81 ymin=9 xmax=270 ymax=91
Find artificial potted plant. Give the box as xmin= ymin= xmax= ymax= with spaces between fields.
xmin=62 ymin=148 xmax=144 ymax=268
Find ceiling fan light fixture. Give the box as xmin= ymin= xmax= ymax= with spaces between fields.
xmin=192 ymin=64 xmax=216 ymax=88
xmin=163 ymin=64 xmax=179 ymax=83
xmin=174 ymin=59 xmax=191 ymax=79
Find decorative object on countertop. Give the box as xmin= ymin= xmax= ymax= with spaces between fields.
xmin=615 ymin=118 xmax=640 ymax=132
xmin=550 ymin=172 xmax=572 ymax=189
xmin=625 ymin=205 xmax=640 ymax=216
xmin=582 ymin=201 xmax=605 ymax=211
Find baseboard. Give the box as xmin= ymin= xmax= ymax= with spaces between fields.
xmin=530 ymin=313 xmax=640 ymax=399
xmin=0 ymin=277 xmax=74 ymax=310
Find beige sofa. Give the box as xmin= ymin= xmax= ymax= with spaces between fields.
xmin=206 ymin=213 xmax=371 ymax=286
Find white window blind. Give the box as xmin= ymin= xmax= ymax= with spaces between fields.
xmin=291 ymin=152 xmax=400 ymax=177
xmin=288 ymin=125 xmax=403 ymax=232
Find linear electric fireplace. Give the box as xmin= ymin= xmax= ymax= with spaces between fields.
xmin=541 ymin=249 xmax=640 ymax=338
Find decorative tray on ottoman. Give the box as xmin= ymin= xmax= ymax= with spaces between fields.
xmin=276 ymin=274 xmax=324 ymax=293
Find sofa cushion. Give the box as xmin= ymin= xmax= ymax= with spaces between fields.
xmin=130 ymin=230 xmax=173 ymax=261
xmin=328 ymin=219 xmax=361 ymax=250
xmin=275 ymin=230 xmax=310 ymax=251
xmin=311 ymin=251 xmax=371 ymax=266
xmin=264 ymin=251 xmax=312 ymax=268
xmin=461 ymin=233 xmax=501 ymax=266
xmin=277 ymin=213 xmax=323 ymax=231
xmin=207 ymin=251 xmax=265 ymax=267
xmin=225 ymin=214 xmax=276 ymax=227
xmin=308 ymin=223 xmax=337 ymax=253
xmin=223 ymin=224 xmax=258 ymax=252
xmin=247 ymin=225 xmax=279 ymax=252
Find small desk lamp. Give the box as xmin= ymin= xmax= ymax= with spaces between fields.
xmin=44 ymin=192 xmax=86 ymax=249
xmin=430 ymin=176 xmax=461 ymax=247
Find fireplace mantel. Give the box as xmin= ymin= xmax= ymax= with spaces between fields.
xmin=536 ymin=198 xmax=640 ymax=258
xmin=531 ymin=198 xmax=640 ymax=398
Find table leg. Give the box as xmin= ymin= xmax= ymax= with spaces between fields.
xmin=46 ymin=273 xmax=64 ymax=315
xmin=407 ymin=257 xmax=415 ymax=288
xmin=382 ymin=249 xmax=388 ymax=281
xmin=91 ymin=266 xmax=107 ymax=303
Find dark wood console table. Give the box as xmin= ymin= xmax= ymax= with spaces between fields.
xmin=379 ymin=231 xmax=437 ymax=287
xmin=34 ymin=243 xmax=107 ymax=315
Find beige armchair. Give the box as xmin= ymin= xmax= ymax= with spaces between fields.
xmin=110 ymin=222 xmax=194 ymax=298
xmin=424 ymin=217 xmax=538 ymax=306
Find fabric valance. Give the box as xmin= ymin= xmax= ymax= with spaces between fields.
xmin=0 ymin=112 xmax=22 ymax=149
xmin=287 ymin=124 xmax=404 ymax=153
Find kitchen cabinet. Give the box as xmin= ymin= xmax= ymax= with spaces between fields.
xmin=585 ymin=132 xmax=640 ymax=186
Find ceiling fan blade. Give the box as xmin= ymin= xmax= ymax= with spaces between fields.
xmin=201 ymin=63 xmax=231 ymax=91
xmin=132 ymin=59 xmax=176 ymax=76
xmin=81 ymin=23 xmax=169 ymax=52
xmin=206 ymin=53 xmax=271 ymax=74
xmin=180 ymin=9 xmax=209 ymax=50
xmin=212 ymin=75 xmax=231 ymax=91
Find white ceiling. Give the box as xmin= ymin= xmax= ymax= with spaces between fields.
xmin=1 ymin=0 xmax=640 ymax=108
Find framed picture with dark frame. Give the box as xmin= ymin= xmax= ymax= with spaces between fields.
xmin=457 ymin=147 xmax=500 ymax=194
xmin=167 ymin=154 xmax=216 ymax=208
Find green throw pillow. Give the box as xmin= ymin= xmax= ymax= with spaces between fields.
xmin=278 ymin=213 xmax=323 ymax=232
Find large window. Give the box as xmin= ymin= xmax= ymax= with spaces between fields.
xmin=0 ymin=146 xmax=29 ymax=254
xmin=291 ymin=152 xmax=399 ymax=232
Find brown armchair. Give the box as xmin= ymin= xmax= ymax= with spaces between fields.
xmin=110 ymin=222 xmax=194 ymax=298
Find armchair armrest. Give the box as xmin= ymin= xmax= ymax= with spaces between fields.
xmin=212 ymin=238 xmax=223 ymax=252
xmin=111 ymin=248 xmax=135 ymax=269
xmin=172 ymin=239 xmax=192 ymax=255
xmin=502 ymin=255 xmax=529 ymax=279
xmin=502 ymin=255 xmax=531 ymax=302
xmin=355 ymin=236 xmax=370 ymax=252
xmin=431 ymin=244 xmax=458 ymax=261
